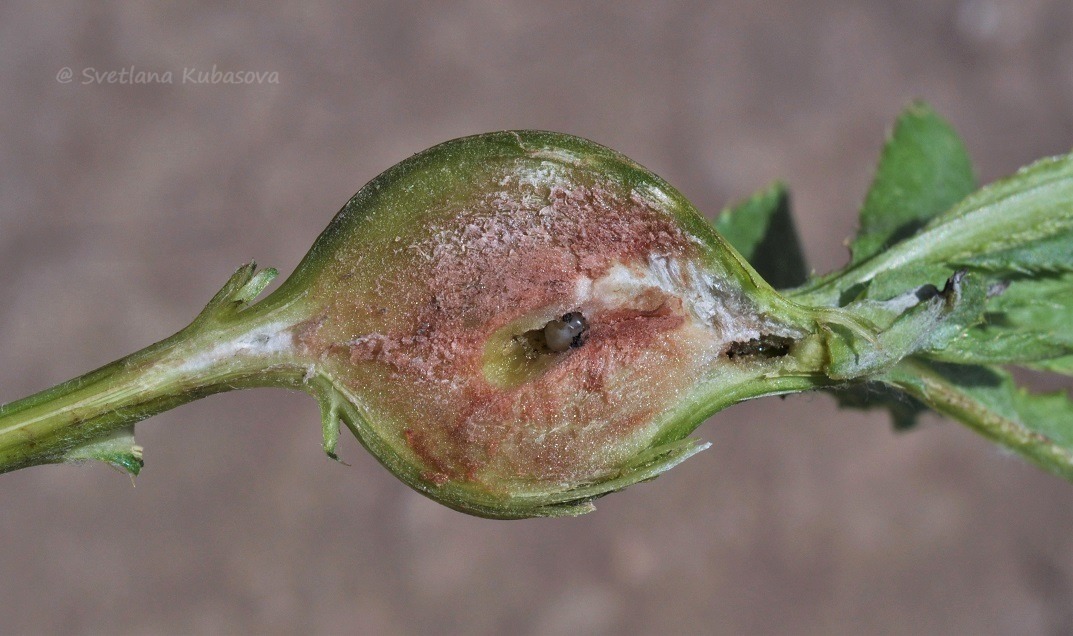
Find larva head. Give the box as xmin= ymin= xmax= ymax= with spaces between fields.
xmin=269 ymin=131 xmax=812 ymax=517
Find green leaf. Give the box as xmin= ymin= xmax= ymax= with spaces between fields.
xmin=888 ymin=361 xmax=1073 ymax=481
xmin=934 ymin=272 xmax=1073 ymax=366
xmin=1029 ymin=355 xmax=1073 ymax=376
xmin=847 ymin=261 xmax=956 ymax=303
xmin=715 ymin=182 xmax=808 ymax=289
xmin=798 ymin=150 xmax=1073 ymax=308
xmin=956 ymin=231 xmax=1073 ymax=273
xmin=850 ymin=102 xmax=977 ymax=265
xmin=876 ymin=153 xmax=1073 ymax=275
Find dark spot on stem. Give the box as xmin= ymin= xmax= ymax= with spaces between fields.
xmin=915 ymin=269 xmax=967 ymax=303
xmin=915 ymin=283 xmax=941 ymax=302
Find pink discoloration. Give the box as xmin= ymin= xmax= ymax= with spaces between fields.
xmin=302 ymin=181 xmax=719 ymax=490
xmin=421 ymin=186 xmax=692 ymax=322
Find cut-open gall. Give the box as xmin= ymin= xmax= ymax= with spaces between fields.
xmin=10 ymin=108 xmax=1065 ymax=519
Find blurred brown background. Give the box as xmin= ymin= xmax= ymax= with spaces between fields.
xmin=2 ymin=2 xmax=1073 ymax=634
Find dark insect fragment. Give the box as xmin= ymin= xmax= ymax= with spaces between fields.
xmin=725 ymin=334 xmax=795 ymax=360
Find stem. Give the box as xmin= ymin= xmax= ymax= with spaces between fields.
xmin=0 ymin=307 xmax=306 ymax=474
xmin=887 ymin=360 xmax=1073 ymax=481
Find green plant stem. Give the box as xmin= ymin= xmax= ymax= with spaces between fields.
xmin=0 ymin=311 xmax=305 ymax=474
xmin=886 ymin=360 xmax=1073 ymax=481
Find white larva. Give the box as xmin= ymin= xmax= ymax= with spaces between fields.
xmin=543 ymin=312 xmax=588 ymax=352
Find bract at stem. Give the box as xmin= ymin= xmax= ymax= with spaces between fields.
xmin=0 ymin=265 xmax=306 ymax=474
